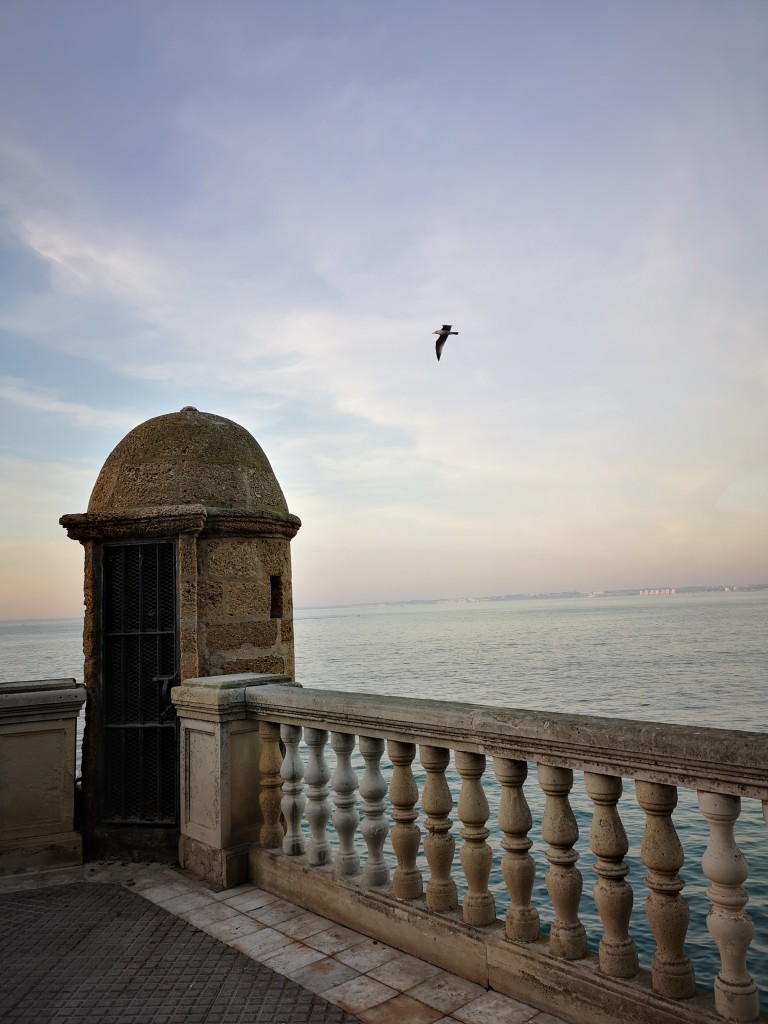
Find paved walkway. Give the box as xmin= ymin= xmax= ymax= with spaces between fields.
xmin=0 ymin=864 xmax=567 ymax=1024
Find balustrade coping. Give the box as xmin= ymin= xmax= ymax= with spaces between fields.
xmin=244 ymin=683 xmax=768 ymax=799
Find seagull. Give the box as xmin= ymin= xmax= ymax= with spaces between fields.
xmin=434 ymin=324 xmax=458 ymax=361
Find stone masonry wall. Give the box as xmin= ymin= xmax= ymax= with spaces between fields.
xmin=195 ymin=536 xmax=295 ymax=679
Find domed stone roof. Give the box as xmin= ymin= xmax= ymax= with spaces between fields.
xmin=88 ymin=407 xmax=290 ymax=514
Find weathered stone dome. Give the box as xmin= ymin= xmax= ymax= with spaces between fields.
xmin=88 ymin=407 xmax=290 ymax=514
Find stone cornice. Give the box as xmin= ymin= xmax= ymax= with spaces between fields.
xmin=173 ymin=673 xmax=299 ymax=722
xmin=0 ymin=678 xmax=86 ymax=723
xmin=246 ymin=685 xmax=768 ymax=799
xmin=60 ymin=505 xmax=301 ymax=541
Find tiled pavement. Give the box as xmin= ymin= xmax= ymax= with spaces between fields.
xmin=0 ymin=864 xmax=567 ymax=1024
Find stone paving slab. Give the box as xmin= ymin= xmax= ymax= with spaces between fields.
xmin=0 ymin=882 xmax=361 ymax=1024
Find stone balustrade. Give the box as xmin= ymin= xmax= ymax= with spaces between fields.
xmin=173 ymin=675 xmax=768 ymax=1024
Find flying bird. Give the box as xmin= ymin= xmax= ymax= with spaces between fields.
xmin=434 ymin=324 xmax=458 ymax=361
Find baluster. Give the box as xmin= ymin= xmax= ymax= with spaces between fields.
xmin=331 ymin=732 xmax=360 ymax=876
xmin=258 ymin=720 xmax=284 ymax=849
xmin=280 ymin=723 xmax=306 ymax=856
xmin=304 ymin=727 xmax=332 ymax=866
xmin=494 ymin=757 xmax=540 ymax=942
xmin=456 ymin=750 xmax=496 ymax=925
xmin=359 ymin=736 xmax=389 ymax=886
xmin=388 ymin=740 xmax=423 ymax=900
xmin=584 ymin=772 xmax=638 ymax=978
xmin=636 ymin=781 xmax=695 ymax=998
xmin=698 ymin=792 xmax=759 ymax=1023
xmin=539 ymin=763 xmax=587 ymax=959
xmin=420 ymin=745 xmax=458 ymax=911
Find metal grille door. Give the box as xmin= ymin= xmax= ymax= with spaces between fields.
xmin=102 ymin=542 xmax=178 ymax=823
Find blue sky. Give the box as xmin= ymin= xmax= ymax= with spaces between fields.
xmin=1 ymin=1 xmax=767 ymax=618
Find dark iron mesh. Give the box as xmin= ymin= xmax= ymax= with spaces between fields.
xmin=102 ymin=541 xmax=178 ymax=824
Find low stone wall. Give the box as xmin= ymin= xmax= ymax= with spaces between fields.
xmin=0 ymin=678 xmax=86 ymax=874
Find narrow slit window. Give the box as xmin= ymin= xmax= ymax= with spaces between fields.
xmin=270 ymin=575 xmax=283 ymax=619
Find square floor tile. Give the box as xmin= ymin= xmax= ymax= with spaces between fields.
xmin=367 ymin=953 xmax=443 ymax=991
xmin=223 ymin=890 xmax=278 ymax=913
xmin=207 ymin=883 xmax=258 ymax=901
xmin=453 ymin=991 xmax=538 ymax=1024
xmin=248 ymin=898 xmax=308 ymax=926
xmin=530 ymin=1014 xmax=568 ymax=1024
xmin=202 ymin=915 xmax=264 ymax=943
xmin=334 ymin=938 xmax=402 ymax=972
xmin=179 ymin=902 xmax=240 ymax=927
xmin=231 ymin=926 xmax=294 ymax=960
xmin=324 ymin=976 xmax=399 ymax=1014
xmin=304 ymin=924 xmax=366 ymax=955
xmin=158 ymin=891 xmax=215 ymax=914
xmin=287 ymin=958 xmax=361 ymax=995
xmin=408 ymin=971 xmax=487 ymax=1013
xmin=278 ymin=911 xmax=331 ymax=940
xmin=117 ymin=870 xmax=181 ymax=891
xmin=136 ymin=881 xmax=192 ymax=903
xmin=260 ymin=942 xmax=327 ymax=974
xmin=358 ymin=993 xmax=444 ymax=1024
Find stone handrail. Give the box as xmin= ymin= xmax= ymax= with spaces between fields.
xmin=246 ymin=685 xmax=768 ymax=798
xmin=173 ymin=674 xmax=768 ymax=1024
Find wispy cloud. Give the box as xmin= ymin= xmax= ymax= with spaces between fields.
xmin=0 ymin=376 xmax=138 ymax=430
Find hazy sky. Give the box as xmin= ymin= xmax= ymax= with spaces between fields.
xmin=1 ymin=1 xmax=767 ymax=619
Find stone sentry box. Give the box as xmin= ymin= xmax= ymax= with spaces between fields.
xmin=60 ymin=407 xmax=300 ymax=862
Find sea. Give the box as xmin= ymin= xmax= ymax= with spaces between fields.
xmin=1 ymin=590 xmax=766 ymax=1005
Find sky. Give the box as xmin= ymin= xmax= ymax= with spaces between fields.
xmin=1 ymin=1 xmax=767 ymax=619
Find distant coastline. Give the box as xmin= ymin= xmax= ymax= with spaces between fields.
xmin=2 ymin=583 xmax=767 ymax=624
xmin=298 ymin=582 xmax=768 ymax=612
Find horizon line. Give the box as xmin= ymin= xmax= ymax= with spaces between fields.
xmin=2 ymin=581 xmax=767 ymax=624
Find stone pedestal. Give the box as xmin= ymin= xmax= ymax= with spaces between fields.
xmin=0 ymin=678 xmax=86 ymax=874
xmin=173 ymin=672 xmax=297 ymax=888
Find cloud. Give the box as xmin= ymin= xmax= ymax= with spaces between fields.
xmin=0 ymin=377 xmax=139 ymax=431
xmin=0 ymin=455 xmax=97 ymax=537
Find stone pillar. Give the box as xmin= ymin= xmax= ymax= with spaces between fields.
xmin=0 ymin=678 xmax=86 ymax=874
xmin=173 ymin=672 xmax=296 ymax=888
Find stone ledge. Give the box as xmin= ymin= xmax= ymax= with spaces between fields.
xmin=0 ymin=678 xmax=86 ymax=722
xmin=173 ymin=672 xmax=297 ymax=721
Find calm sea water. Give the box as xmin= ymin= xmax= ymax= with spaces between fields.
xmin=1 ymin=591 xmax=766 ymax=1004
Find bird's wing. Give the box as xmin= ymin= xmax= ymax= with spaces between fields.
xmin=436 ymin=337 xmax=445 ymax=360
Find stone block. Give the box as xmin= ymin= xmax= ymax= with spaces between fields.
xmin=178 ymin=533 xmax=197 ymax=576
xmin=218 ymin=657 xmax=285 ymax=676
xmin=178 ymin=834 xmax=249 ymax=889
xmin=255 ymin=539 xmax=287 ymax=576
xmin=198 ymin=579 xmax=225 ymax=613
xmin=202 ymin=539 xmax=263 ymax=579
xmin=226 ymin=580 xmax=271 ymax=617
xmin=205 ymin=620 xmax=278 ymax=651
xmin=180 ymin=578 xmax=197 ymax=615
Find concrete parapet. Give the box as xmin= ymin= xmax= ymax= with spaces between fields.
xmin=0 ymin=678 xmax=86 ymax=874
